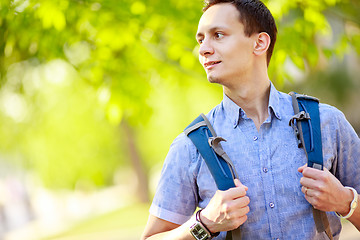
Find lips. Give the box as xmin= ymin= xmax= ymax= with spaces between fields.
xmin=204 ymin=61 xmax=221 ymax=68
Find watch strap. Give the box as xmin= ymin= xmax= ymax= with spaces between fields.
xmin=336 ymin=186 xmax=358 ymax=219
xmin=196 ymin=209 xmax=220 ymax=238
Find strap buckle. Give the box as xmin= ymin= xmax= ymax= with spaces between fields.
xmin=289 ymin=111 xmax=311 ymax=123
xmin=208 ymin=136 xmax=239 ymax=180
xmin=208 ymin=136 xmax=228 ymax=159
xmin=289 ymin=111 xmax=311 ymax=148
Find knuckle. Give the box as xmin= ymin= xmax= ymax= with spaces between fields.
xmin=318 ymin=174 xmax=326 ymax=182
xmin=216 ymin=190 xmax=226 ymax=202
xmin=315 ymin=183 xmax=325 ymax=192
xmin=300 ymin=177 xmax=305 ymax=184
xmin=244 ymin=206 xmax=250 ymax=214
xmin=238 ymin=206 xmax=250 ymax=216
xmin=222 ymin=202 xmax=231 ymax=213
xmin=239 ymin=188 xmax=246 ymax=196
xmin=316 ymin=190 xmax=323 ymax=197
xmin=238 ymin=215 xmax=248 ymax=226
xmin=311 ymin=198 xmax=320 ymax=207
xmin=230 ymin=220 xmax=241 ymax=230
xmin=229 ymin=223 xmax=237 ymax=230
xmin=323 ymin=175 xmax=331 ymax=184
xmin=313 ymin=203 xmax=321 ymax=210
xmin=243 ymin=196 xmax=250 ymax=205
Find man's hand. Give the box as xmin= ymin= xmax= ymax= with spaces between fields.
xmin=199 ymin=179 xmax=250 ymax=233
xmin=298 ymin=164 xmax=353 ymax=215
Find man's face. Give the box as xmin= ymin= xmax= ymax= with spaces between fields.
xmin=196 ymin=3 xmax=257 ymax=85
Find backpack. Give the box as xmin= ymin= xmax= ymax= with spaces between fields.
xmin=183 ymin=92 xmax=333 ymax=240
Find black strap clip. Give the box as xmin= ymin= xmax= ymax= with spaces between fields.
xmin=289 ymin=111 xmax=311 ymax=148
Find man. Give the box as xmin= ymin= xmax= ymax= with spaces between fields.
xmin=141 ymin=0 xmax=360 ymax=239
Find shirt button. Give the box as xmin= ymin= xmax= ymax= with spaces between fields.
xmin=263 ymin=168 xmax=268 ymax=173
xmin=253 ymin=136 xmax=258 ymax=141
xmin=269 ymin=202 xmax=275 ymax=208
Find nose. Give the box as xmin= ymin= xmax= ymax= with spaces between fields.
xmin=199 ymin=39 xmax=214 ymax=56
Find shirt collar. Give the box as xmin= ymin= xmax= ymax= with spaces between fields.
xmin=268 ymin=82 xmax=282 ymax=121
xmin=222 ymin=81 xmax=282 ymax=128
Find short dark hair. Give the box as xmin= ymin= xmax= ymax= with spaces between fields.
xmin=203 ymin=0 xmax=277 ymax=66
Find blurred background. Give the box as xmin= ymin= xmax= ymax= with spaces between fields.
xmin=0 ymin=0 xmax=359 ymax=239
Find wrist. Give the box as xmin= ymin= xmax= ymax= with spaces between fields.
xmin=189 ymin=209 xmax=219 ymax=240
xmin=336 ymin=186 xmax=358 ymax=219
xmin=198 ymin=209 xmax=219 ymax=238
xmin=337 ymin=187 xmax=353 ymax=215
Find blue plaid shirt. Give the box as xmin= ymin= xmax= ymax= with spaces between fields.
xmin=150 ymin=82 xmax=360 ymax=240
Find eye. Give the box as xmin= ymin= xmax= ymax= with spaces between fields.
xmin=214 ymin=32 xmax=224 ymax=39
xmin=197 ymin=38 xmax=204 ymax=44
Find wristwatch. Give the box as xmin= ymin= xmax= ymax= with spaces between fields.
xmin=336 ymin=186 xmax=358 ymax=219
xmin=190 ymin=209 xmax=219 ymax=240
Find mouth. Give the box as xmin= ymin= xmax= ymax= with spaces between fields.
xmin=204 ymin=61 xmax=221 ymax=69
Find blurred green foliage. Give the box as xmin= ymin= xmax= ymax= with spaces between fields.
xmin=0 ymin=0 xmax=359 ymax=191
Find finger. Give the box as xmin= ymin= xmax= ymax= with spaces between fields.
xmin=229 ymin=205 xmax=250 ymax=220
xmin=301 ymin=186 xmax=315 ymax=197
xmin=225 ymin=185 xmax=247 ymax=199
xmin=305 ymin=188 xmax=316 ymax=198
xmin=227 ymin=215 xmax=248 ymax=231
xmin=301 ymin=167 xmax=323 ymax=180
xmin=234 ymin=179 xmax=248 ymax=191
xmin=235 ymin=215 xmax=248 ymax=229
xmin=231 ymin=195 xmax=250 ymax=208
xmin=225 ymin=200 xmax=250 ymax=221
xmin=301 ymin=186 xmax=307 ymax=195
xmin=304 ymin=191 xmax=320 ymax=208
xmin=297 ymin=164 xmax=307 ymax=173
xmin=300 ymin=176 xmax=317 ymax=189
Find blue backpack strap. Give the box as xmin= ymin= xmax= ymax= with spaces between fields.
xmin=184 ymin=113 xmax=238 ymax=191
xmin=184 ymin=113 xmax=241 ymax=239
xmin=289 ymin=92 xmax=333 ymax=240
xmin=289 ymin=93 xmax=323 ymax=169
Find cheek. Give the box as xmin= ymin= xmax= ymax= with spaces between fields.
xmin=230 ymin=48 xmax=251 ymax=64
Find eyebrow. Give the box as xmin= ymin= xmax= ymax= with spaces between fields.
xmin=196 ymin=26 xmax=227 ymax=39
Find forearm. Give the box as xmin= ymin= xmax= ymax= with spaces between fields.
xmin=144 ymin=227 xmax=194 ymax=240
xmin=142 ymin=216 xmax=196 ymax=240
xmin=143 ymin=180 xmax=249 ymax=240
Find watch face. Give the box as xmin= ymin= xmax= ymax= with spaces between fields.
xmin=190 ymin=223 xmax=209 ymax=240
xmin=352 ymin=200 xmax=357 ymax=209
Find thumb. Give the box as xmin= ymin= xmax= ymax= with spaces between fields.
xmin=234 ymin=178 xmax=248 ymax=191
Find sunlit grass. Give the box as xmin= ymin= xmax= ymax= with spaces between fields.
xmin=41 ymin=203 xmax=150 ymax=239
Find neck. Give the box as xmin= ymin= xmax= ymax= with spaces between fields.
xmin=223 ymin=76 xmax=271 ymax=131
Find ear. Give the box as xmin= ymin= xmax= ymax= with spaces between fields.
xmin=253 ymin=32 xmax=270 ymax=57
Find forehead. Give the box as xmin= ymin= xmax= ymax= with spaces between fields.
xmin=197 ymin=3 xmax=243 ymax=33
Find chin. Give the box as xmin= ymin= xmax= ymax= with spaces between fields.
xmin=207 ymin=75 xmax=222 ymax=84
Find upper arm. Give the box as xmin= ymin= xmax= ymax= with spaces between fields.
xmin=141 ymin=214 xmax=180 ymax=240
xmin=320 ymin=104 xmax=360 ymax=188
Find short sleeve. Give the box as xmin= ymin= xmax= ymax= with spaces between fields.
xmin=149 ymin=133 xmax=199 ymax=225
xmin=321 ymin=104 xmax=360 ymax=191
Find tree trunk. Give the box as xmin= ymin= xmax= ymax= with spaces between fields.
xmin=121 ymin=121 xmax=150 ymax=203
